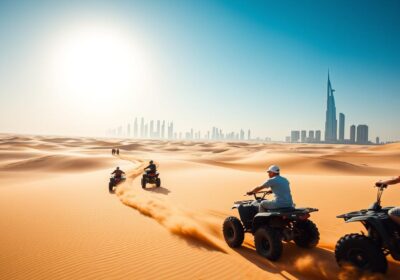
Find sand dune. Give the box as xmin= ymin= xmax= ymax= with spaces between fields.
xmin=1 ymin=134 xmax=400 ymax=279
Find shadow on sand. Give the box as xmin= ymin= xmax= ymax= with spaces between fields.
xmin=234 ymin=241 xmax=400 ymax=280
xmin=143 ymin=185 xmax=171 ymax=195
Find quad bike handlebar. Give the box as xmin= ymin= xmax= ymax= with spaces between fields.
xmin=375 ymin=182 xmax=388 ymax=188
xmin=245 ymin=190 xmax=273 ymax=200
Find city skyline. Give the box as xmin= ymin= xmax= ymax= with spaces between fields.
xmin=289 ymin=72 xmax=376 ymax=144
xmin=0 ymin=1 xmax=399 ymax=141
xmin=107 ymin=117 xmax=262 ymax=142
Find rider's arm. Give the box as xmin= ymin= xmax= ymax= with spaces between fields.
xmin=247 ymin=185 xmax=267 ymax=195
xmin=111 ymin=170 xmax=116 ymax=174
xmin=380 ymin=176 xmax=400 ymax=185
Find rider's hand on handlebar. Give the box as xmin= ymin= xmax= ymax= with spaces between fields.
xmin=375 ymin=181 xmax=388 ymax=188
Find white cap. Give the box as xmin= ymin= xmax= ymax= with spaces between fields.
xmin=267 ymin=165 xmax=280 ymax=173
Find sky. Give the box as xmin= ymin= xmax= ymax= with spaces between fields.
xmin=0 ymin=0 xmax=399 ymax=141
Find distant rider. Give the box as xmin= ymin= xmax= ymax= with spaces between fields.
xmin=111 ymin=166 xmax=125 ymax=179
xmin=376 ymin=176 xmax=400 ymax=225
xmin=247 ymin=165 xmax=294 ymax=212
xmin=144 ymin=160 xmax=157 ymax=174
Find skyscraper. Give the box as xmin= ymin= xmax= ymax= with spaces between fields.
xmin=140 ymin=118 xmax=144 ymax=138
xmin=350 ymin=125 xmax=356 ymax=143
xmin=308 ymin=130 xmax=315 ymax=142
xmin=339 ymin=113 xmax=345 ymax=142
xmin=161 ymin=121 xmax=165 ymax=139
xmin=356 ymin=125 xmax=369 ymax=144
xmin=315 ymin=130 xmax=321 ymax=143
xmin=134 ymin=118 xmax=138 ymax=138
xmin=150 ymin=120 xmax=154 ymax=138
xmin=291 ymin=130 xmax=300 ymax=143
xmin=325 ymin=71 xmax=337 ymax=143
xmin=301 ymin=130 xmax=307 ymax=143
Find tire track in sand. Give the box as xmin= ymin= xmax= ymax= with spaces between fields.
xmin=114 ymin=155 xmax=227 ymax=253
xmin=113 ymin=155 xmax=398 ymax=280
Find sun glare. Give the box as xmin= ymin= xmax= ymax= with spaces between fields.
xmin=49 ymin=25 xmax=146 ymax=108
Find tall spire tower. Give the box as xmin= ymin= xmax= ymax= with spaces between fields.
xmin=324 ymin=70 xmax=337 ymax=142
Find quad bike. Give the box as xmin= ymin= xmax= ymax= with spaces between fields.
xmin=141 ymin=169 xmax=161 ymax=189
xmin=108 ymin=175 xmax=126 ymax=193
xmin=223 ymin=191 xmax=319 ymax=261
xmin=335 ymin=183 xmax=400 ymax=273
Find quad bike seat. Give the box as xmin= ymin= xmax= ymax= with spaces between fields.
xmin=259 ymin=207 xmax=295 ymax=213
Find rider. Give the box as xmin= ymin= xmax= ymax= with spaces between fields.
xmin=111 ymin=166 xmax=125 ymax=179
xmin=247 ymin=165 xmax=294 ymax=212
xmin=144 ymin=160 xmax=157 ymax=174
xmin=376 ymin=176 xmax=400 ymax=225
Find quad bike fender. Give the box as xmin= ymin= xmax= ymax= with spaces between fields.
xmin=346 ymin=216 xmax=400 ymax=260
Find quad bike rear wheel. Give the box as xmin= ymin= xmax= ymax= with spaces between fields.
xmin=223 ymin=216 xmax=244 ymax=248
xmin=254 ymin=226 xmax=283 ymax=261
xmin=335 ymin=233 xmax=387 ymax=273
xmin=293 ymin=220 xmax=320 ymax=248
xmin=156 ymin=178 xmax=161 ymax=187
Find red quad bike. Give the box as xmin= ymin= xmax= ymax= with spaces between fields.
xmin=109 ymin=175 xmax=126 ymax=193
xmin=223 ymin=191 xmax=320 ymax=261
xmin=141 ymin=169 xmax=161 ymax=189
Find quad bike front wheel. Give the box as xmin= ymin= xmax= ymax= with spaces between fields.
xmin=141 ymin=177 xmax=146 ymax=189
xmin=335 ymin=233 xmax=387 ymax=273
xmin=108 ymin=181 xmax=114 ymax=193
xmin=223 ymin=216 xmax=244 ymax=248
xmin=293 ymin=220 xmax=320 ymax=248
xmin=254 ymin=226 xmax=283 ymax=261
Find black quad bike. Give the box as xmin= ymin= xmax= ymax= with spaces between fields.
xmin=108 ymin=175 xmax=126 ymax=193
xmin=335 ymin=183 xmax=400 ymax=273
xmin=141 ymin=169 xmax=161 ymax=189
xmin=223 ymin=191 xmax=319 ymax=261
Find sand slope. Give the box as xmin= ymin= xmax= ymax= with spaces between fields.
xmin=1 ymin=134 xmax=400 ymax=279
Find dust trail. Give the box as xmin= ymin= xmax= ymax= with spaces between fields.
xmin=291 ymin=253 xmax=385 ymax=280
xmin=116 ymin=186 xmax=226 ymax=252
xmin=114 ymin=155 xmax=226 ymax=253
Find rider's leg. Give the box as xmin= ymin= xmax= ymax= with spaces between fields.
xmin=259 ymin=200 xmax=279 ymax=213
xmin=389 ymin=207 xmax=400 ymax=225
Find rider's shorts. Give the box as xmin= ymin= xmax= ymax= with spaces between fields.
xmin=389 ymin=207 xmax=400 ymax=217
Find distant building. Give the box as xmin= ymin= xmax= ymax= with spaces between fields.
xmin=291 ymin=130 xmax=300 ymax=143
xmin=356 ymin=125 xmax=369 ymax=144
xmin=134 ymin=118 xmax=138 ymax=138
xmin=161 ymin=121 xmax=165 ymax=139
xmin=376 ymin=137 xmax=380 ymax=145
xmin=140 ymin=118 xmax=144 ymax=138
xmin=240 ymin=129 xmax=245 ymax=141
xmin=339 ymin=113 xmax=345 ymax=142
xmin=127 ymin=124 xmax=131 ymax=137
xmin=308 ymin=130 xmax=315 ymax=142
xmin=248 ymin=129 xmax=251 ymax=141
xmin=350 ymin=125 xmax=356 ymax=143
xmin=315 ymin=130 xmax=321 ymax=142
xmin=157 ymin=120 xmax=161 ymax=138
xmin=301 ymin=130 xmax=307 ymax=143
xmin=285 ymin=136 xmax=291 ymax=143
xmin=325 ymin=71 xmax=337 ymax=143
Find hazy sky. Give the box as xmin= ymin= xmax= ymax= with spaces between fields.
xmin=0 ymin=0 xmax=399 ymax=141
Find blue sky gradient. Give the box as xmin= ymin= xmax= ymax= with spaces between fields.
xmin=0 ymin=0 xmax=399 ymax=141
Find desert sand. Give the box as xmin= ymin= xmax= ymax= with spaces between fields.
xmin=1 ymin=134 xmax=400 ymax=279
